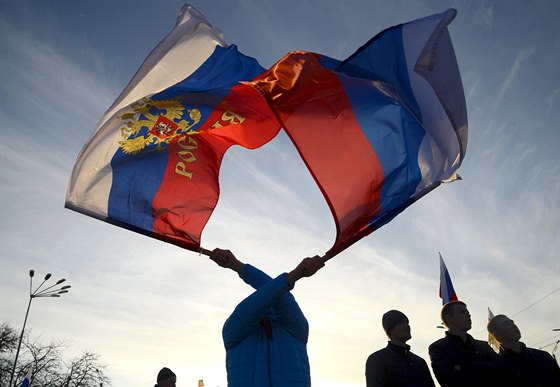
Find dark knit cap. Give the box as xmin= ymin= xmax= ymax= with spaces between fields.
xmin=157 ymin=367 xmax=176 ymax=382
xmin=382 ymin=310 xmax=407 ymax=335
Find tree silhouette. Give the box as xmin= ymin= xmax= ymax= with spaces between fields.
xmin=0 ymin=323 xmax=110 ymax=386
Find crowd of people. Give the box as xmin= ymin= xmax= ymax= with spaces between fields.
xmin=151 ymin=248 xmax=559 ymax=387
xmin=366 ymin=301 xmax=559 ymax=386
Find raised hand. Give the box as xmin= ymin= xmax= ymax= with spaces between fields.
xmin=209 ymin=248 xmax=244 ymax=273
xmin=288 ymin=255 xmax=325 ymax=284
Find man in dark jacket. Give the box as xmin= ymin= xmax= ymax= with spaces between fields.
xmin=365 ymin=309 xmax=435 ymax=387
xmin=428 ymin=301 xmax=517 ymax=387
xmin=488 ymin=314 xmax=560 ymax=386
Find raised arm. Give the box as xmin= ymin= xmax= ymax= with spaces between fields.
xmin=287 ymin=255 xmax=325 ymax=285
xmin=214 ymin=251 xmax=326 ymax=348
xmin=209 ymin=248 xmax=244 ymax=273
xmin=222 ymin=271 xmax=293 ymax=348
xmin=209 ymin=248 xmax=272 ymax=289
xmin=272 ymin=255 xmax=324 ymax=339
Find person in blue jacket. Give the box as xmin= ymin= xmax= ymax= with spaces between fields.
xmin=209 ymin=248 xmax=325 ymax=387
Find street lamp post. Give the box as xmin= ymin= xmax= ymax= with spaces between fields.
xmin=9 ymin=270 xmax=71 ymax=387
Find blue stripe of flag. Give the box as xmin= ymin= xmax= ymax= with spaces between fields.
xmin=108 ymin=45 xmax=265 ymax=230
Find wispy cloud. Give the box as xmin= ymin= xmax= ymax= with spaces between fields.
xmin=472 ymin=1 xmax=495 ymax=30
xmin=497 ymin=47 xmax=535 ymax=103
xmin=547 ymin=88 xmax=560 ymax=110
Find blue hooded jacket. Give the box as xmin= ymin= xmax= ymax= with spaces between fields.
xmin=222 ymin=264 xmax=310 ymax=387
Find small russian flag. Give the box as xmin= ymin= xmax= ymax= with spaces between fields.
xmin=439 ymin=252 xmax=458 ymax=304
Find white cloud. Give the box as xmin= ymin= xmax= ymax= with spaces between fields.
xmin=497 ymin=47 xmax=535 ymax=103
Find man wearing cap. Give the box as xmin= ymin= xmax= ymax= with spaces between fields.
xmin=154 ymin=367 xmax=176 ymax=387
xmin=365 ymin=309 xmax=435 ymax=387
xmin=487 ymin=314 xmax=560 ymax=386
xmin=209 ymin=248 xmax=325 ymax=387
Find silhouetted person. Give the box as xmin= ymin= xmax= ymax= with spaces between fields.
xmin=488 ymin=314 xmax=560 ymax=386
xmin=209 ymin=248 xmax=325 ymax=387
xmin=155 ymin=367 xmax=176 ymax=387
xmin=366 ymin=309 xmax=435 ymax=386
xmin=428 ymin=301 xmax=517 ymax=387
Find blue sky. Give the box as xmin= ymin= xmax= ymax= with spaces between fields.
xmin=1 ymin=1 xmax=558 ymax=386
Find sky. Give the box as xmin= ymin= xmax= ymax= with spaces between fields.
xmin=0 ymin=0 xmax=559 ymax=386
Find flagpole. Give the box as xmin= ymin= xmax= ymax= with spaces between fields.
xmin=199 ymin=248 xmax=213 ymax=256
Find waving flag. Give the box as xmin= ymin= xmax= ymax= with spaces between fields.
xmin=66 ymin=5 xmax=280 ymax=251
xmin=67 ymin=5 xmax=467 ymax=256
xmin=439 ymin=253 xmax=458 ymax=304
xmin=253 ymin=9 xmax=467 ymax=256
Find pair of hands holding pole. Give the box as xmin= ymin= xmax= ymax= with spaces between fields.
xmin=205 ymin=248 xmax=326 ymax=285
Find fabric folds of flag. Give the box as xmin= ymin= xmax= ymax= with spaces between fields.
xmin=439 ymin=253 xmax=458 ymax=304
xmin=252 ymin=9 xmax=467 ymax=256
xmin=67 ymin=5 xmax=468 ymax=257
xmin=65 ymin=5 xmax=280 ymax=251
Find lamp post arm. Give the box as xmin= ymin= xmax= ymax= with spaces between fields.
xmin=35 ymin=282 xmax=60 ymax=296
xmin=35 ymin=288 xmax=68 ymax=297
xmin=32 ymin=278 xmax=50 ymax=295
xmin=9 ymin=295 xmax=33 ymax=387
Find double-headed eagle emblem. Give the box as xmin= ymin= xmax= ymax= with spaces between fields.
xmin=118 ymin=98 xmax=201 ymax=154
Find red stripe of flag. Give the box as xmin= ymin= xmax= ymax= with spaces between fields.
xmin=152 ymin=84 xmax=280 ymax=250
xmin=253 ymin=52 xmax=384 ymax=253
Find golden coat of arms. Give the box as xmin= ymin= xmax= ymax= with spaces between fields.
xmin=118 ymin=98 xmax=201 ymax=154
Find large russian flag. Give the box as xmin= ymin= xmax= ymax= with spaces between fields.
xmin=252 ymin=9 xmax=467 ymax=256
xmin=66 ymin=5 xmax=280 ymax=250
xmin=67 ymin=6 xmax=467 ymax=257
